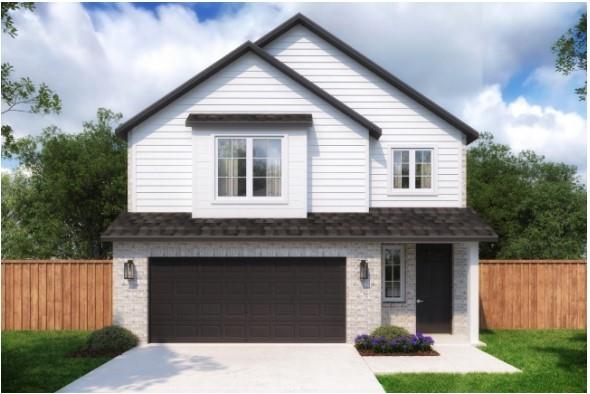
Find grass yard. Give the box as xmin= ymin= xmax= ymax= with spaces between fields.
xmin=2 ymin=330 xmax=114 ymax=393
xmin=378 ymin=329 xmax=587 ymax=392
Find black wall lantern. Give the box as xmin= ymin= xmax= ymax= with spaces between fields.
xmin=124 ymin=260 xmax=136 ymax=280
xmin=359 ymin=259 xmax=369 ymax=280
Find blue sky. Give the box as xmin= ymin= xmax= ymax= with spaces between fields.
xmin=83 ymin=2 xmax=245 ymax=22
xmin=2 ymin=2 xmax=587 ymax=178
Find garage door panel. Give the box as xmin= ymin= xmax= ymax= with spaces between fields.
xmin=151 ymin=303 xmax=173 ymax=319
xmin=175 ymin=282 xmax=197 ymax=296
xmin=274 ymin=303 xmax=296 ymax=316
xmin=274 ymin=282 xmax=297 ymax=297
xmin=274 ymin=325 xmax=296 ymax=338
xmin=199 ymin=303 xmax=222 ymax=316
xmin=224 ymin=303 xmax=247 ymax=316
xmin=224 ymin=282 xmax=247 ymax=297
xmin=223 ymin=325 xmax=246 ymax=339
xmin=248 ymin=303 xmax=272 ymax=316
xmin=323 ymin=303 xmax=345 ymax=317
xmin=199 ymin=282 xmax=224 ymax=297
xmin=149 ymin=257 xmax=345 ymax=342
xmin=247 ymin=282 xmax=273 ymax=297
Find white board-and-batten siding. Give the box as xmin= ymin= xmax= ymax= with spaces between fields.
xmin=128 ymin=52 xmax=370 ymax=216
xmin=264 ymin=25 xmax=466 ymax=207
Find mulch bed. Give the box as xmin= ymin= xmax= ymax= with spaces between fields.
xmin=357 ymin=349 xmax=439 ymax=357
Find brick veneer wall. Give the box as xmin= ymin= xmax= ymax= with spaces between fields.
xmin=112 ymin=241 xmax=383 ymax=343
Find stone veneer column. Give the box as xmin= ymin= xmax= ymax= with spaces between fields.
xmin=112 ymin=241 xmax=382 ymax=343
xmin=452 ymin=243 xmax=469 ymax=338
xmin=466 ymin=242 xmax=480 ymax=344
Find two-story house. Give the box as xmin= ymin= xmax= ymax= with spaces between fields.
xmin=102 ymin=14 xmax=497 ymax=345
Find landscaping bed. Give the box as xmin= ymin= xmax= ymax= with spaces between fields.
xmin=355 ymin=329 xmax=436 ymax=356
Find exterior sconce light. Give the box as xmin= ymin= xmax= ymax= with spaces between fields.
xmin=124 ymin=260 xmax=136 ymax=280
xmin=359 ymin=259 xmax=369 ymax=280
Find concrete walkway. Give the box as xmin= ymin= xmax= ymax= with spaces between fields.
xmin=365 ymin=344 xmax=521 ymax=374
xmin=58 ymin=343 xmax=384 ymax=393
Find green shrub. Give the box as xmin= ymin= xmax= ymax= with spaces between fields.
xmin=84 ymin=326 xmax=138 ymax=355
xmin=370 ymin=325 xmax=410 ymax=339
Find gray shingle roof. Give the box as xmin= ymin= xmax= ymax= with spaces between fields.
xmin=101 ymin=208 xmax=497 ymax=242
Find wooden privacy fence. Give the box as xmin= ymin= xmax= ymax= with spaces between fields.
xmin=2 ymin=260 xmax=112 ymax=330
xmin=480 ymin=260 xmax=586 ymax=329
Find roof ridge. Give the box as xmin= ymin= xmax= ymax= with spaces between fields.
xmin=256 ymin=13 xmax=480 ymax=144
xmin=115 ymin=40 xmax=381 ymax=139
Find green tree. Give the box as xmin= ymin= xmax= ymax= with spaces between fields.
xmin=1 ymin=108 xmax=127 ymax=258
xmin=467 ymin=133 xmax=586 ymax=259
xmin=552 ymin=12 xmax=587 ymax=100
xmin=1 ymin=2 xmax=62 ymax=157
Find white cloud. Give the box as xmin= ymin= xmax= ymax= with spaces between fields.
xmin=463 ymin=85 xmax=587 ymax=180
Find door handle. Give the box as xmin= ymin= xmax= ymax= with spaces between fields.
xmin=416 ymin=299 xmax=424 ymax=304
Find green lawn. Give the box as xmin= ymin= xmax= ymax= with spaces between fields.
xmin=2 ymin=330 xmax=114 ymax=393
xmin=378 ymin=329 xmax=587 ymax=392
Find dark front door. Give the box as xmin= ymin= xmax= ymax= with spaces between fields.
xmin=149 ymin=257 xmax=346 ymax=343
xmin=416 ymin=244 xmax=452 ymax=333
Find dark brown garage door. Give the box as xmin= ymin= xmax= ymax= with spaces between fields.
xmin=149 ymin=257 xmax=346 ymax=343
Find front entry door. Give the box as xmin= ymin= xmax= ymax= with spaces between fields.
xmin=416 ymin=244 xmax=452 ymax=333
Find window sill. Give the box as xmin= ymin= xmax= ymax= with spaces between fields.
xmin=211 ymin=198 xmax=288 ymax=205
xmin=382 ymin=299 xmax=406 ymax=304
xmin=387 ymin=190 xmax=438 ymax=197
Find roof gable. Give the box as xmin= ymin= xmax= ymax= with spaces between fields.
xmin=115 ymin=42 xmax=381 ymax=139
xmin=256 ymin=13 xmax=480 ymax=144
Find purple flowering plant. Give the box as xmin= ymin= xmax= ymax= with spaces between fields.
xmin=354 ymin=331 xmax=435 ymax=353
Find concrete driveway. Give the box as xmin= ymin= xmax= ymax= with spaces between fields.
xmin=58 ymin=343 xmax=384 ymax=393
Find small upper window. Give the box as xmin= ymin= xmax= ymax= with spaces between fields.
xmin=391 ymin=148 xmax=434 ymax=192
xmin=216 ymin=137 xmax=282 ymax=198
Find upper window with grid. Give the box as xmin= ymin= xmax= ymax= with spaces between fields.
xmin=216 ymin=137 xmax=283 ymax=198
xmin=391 ymin=148 xmax=434 ymax=192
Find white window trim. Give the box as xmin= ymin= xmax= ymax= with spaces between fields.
xmin=387 ymin=145 xmax=438 ymax=196
xmin=382 ymin=244 xmax=406 ymax=303
xmin=212 ymin=134 xmax=288 ymax=205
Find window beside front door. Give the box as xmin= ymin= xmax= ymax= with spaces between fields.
xmin=216 ymin=136 xmax=283 ymax=199
xmin=390 ymin=148 xmax=435 ymax=194
xmin=383 ymin=245 xmax=405 ymax=302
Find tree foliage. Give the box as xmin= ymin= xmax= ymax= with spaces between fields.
xmin=1 ymin=109 xmax=127 ymax=259
xmin=1 ymin=2 xmax=34 ymax=38
xmin=467 ymin=133 xmax=586 ymax=259
xmin=1 ymin=2 xmax=62 ymax=158
xmin=552 ymin=13 xmax=587 ymax=100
